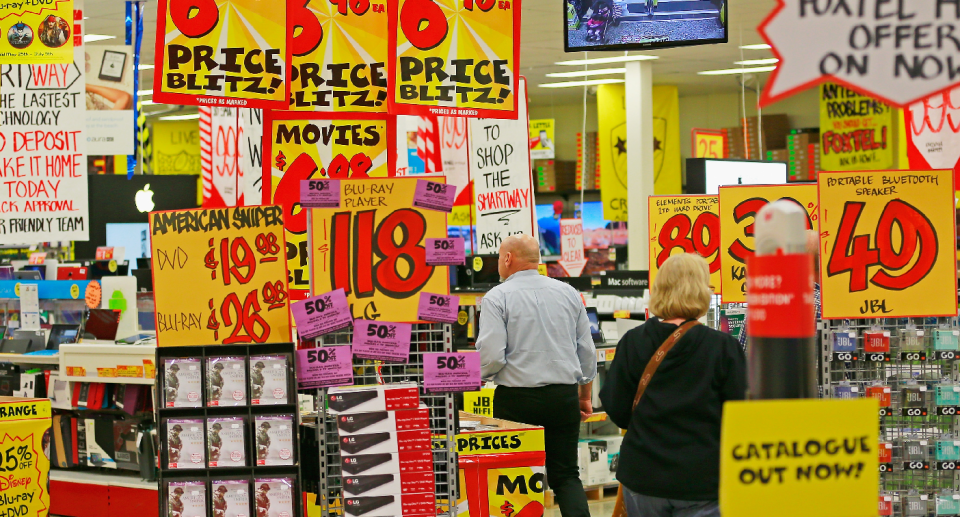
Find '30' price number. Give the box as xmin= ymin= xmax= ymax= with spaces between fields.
xmin=729 ymin=197 xmax=813 ymax=264
xmin=827 ymin=199 xmax=937 ymax=292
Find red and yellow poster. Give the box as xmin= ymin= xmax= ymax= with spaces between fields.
xmin=263 ymin=112 xmax=396 ymax=299
xmin=149 ymin=206 xmax=293 ymax=346
xmin=818 ymin=169 xmax=957 ymax=319
xmin=309 ymin=177 xmax=449 ymax=322
xmin=153 ymin=0 xmax=291 ymax=109
xmin=0 ymin=1 xmax=74 ymax=64
xmin=648 ymin=195 xmax=721 ymax=295
xmin=718 ymin=185 xmax=818 ymax=303
xmin=388 ymin=0 xmax=520 ymax=119
xmin=487 ymin=466 xmax=545 ymax=517
xmin=0 ymin=398 xmax=51 ymax=517
xmin=288 ymin=0 xmax=388 ymax=112
xmin=820 ymin=83 xmax=896 ymax=171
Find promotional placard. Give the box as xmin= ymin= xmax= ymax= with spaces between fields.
xmin=529 ymin=119 xmax=555 ymax=159
xmin=413 ymin=179 xmax=456 ymax=212
xmin=290 ymin=289 xmax=353 ymax=338
xmin=818 ymin=169 xmax=957 ymax=319
xmin=648 ymin=195 xmax=721 ymax=294
xmin=296 ymin=345 xmax=354 ymax=389
xmin=0 ymin=398 xmax=51 ymax=517
xmin=718 ymin=185 xmax=818 ymax=303
xmin=149 ymin=205 xmax=293 ymax=347
xmin=288 ymin=0 xmax=387 ymax=112
xmin=758 ymin=0 xmax=960 ymax=107
xmin=720 ymin=399 xmax=878 ymax=517
xmin=0 ymin=1 xmax=74 ymax=64
xmin=692 ymin=129 xmax=726 ymax=159
xmin=469 ymin=77 xmax=534 ymax=254
xmin=424 ymin=352 xmax=481 ymax=393
xmin=352 ymin=320 xmax=412 ymax=362
xmin=819 ymin=84 xmax=895 ymax=171
xmin=559 ymin=219 xmax=586 ymax=277
xmin=0 ymin=46 xmax=88 ymax=244
xmin=264 ymin=112 xmax=396 ymax=299
xmin=153 ymin=0 xmax=291 ymax=108
xmin=425 ymin=238 xmax=465 ymax=266
xmin=388 ymin=0 xmax=521 ymax=118
xmin=200 ymin=107 xmax=266 ymax=207
xmin=301 ymin=180 xmax=341 ymax=208
xmin=417 ymin=292 xmax=459 ymax=323
xmin=905 ymin=87 xmax=960 ymax=177
xmin=309 ymin=177 xmax=449 ymax=322
xmin=85 ymin=45 xmax=135 ymax=155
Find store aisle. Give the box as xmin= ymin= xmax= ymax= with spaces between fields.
xmin=545 ymin=498 xmax=618 ymax=517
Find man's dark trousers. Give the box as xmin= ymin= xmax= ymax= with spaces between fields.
xmin=493 ymin=384 xmax=590 ymax=517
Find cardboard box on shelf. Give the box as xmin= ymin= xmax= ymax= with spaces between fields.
xmin=586 ymin=439 xmax=608 ymax=486
xmin=342 ymin=470 xmax=436 ymax=497
xmin=343 ymin=491 xmax=436 ymax=517
xmin=339 ymin=428 xmax=433 ymax=456
xmin=341 ymin=451 xmax=435 ymax=476
xmin=535 ymin=159 xmax=557 ymax=192
xmin=327 ymin=383 xmax=420 ymax=414
xmin=336 ymin=407 xmax=430 ymax=436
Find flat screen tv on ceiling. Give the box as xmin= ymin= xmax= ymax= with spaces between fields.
xmin=564 ymin=0 xmax=728 ymax=52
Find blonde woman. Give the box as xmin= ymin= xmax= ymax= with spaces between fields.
xmin=600 ymin=253 xmax=746 ymax=517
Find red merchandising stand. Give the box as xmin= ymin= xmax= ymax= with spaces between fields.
xmin=456 ymin=412 xmax=546 ymax=517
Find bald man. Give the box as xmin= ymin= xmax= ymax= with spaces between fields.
xmin=476 ymin=234 xmax=597 ymax=517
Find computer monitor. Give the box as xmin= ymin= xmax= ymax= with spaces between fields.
xmin=536 ymin=204 xmax=562 ymax=256
xmin=47 ymin=324 xmax=81 ymax=350
xmin=470 ymin=255 xmax=501 ymax=289
xmin=575 ymin=201 xmax=628 ymax=249
xmin=13 ymin=271 xmax=41 ymax=280
xmin=84 ymin=309 xmax=122 ymax=341
xmin=22 ymin=265 xmax=45 ymax=279
xmin=106 ymin=223 xmax=151 ymax=261
xmin=686 ymin=158 xmax=789 ymax=194
xmin=585 ymin=307 xmax=604 ymax=344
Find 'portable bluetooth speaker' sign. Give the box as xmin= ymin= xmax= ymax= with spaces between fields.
xmin=309 ymin=177 xmax=450 ymax=323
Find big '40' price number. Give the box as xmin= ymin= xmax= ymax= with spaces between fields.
xmin=202 ymin=234 xmax=288 ymax=343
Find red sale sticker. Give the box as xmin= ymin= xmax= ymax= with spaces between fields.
xmin=744 ymin=253 xmax=815 ymax=338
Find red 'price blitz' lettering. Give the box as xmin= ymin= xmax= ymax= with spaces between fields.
xmin=657 ymin=212 xmax=720 ymax=272
xmin=827 ymin=199 xmax=938 ymax=292
xmin=329 ymin=209 xmax=435 ymax=299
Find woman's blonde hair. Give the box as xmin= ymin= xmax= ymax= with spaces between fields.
xmin=649 ymin=253 xmax=712 ymax=320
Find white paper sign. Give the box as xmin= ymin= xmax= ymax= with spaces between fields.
xmin=201 ymin=107 xmax=263 ymax=207
xmin=240 ymin=108 xmax=264 ymax=206
xmin=440 ymin=116 xmax=470 ymax=201
xmin=759 ymin=0 xmax=960 ymax=107
xmin=559 ymin=218 xmax=586 ymax=277
xmin=906 ymin=87 xmax=960 ymax=171
xmin=85 ymin=45 xmax=134 ymax=155
xmin=469 ymin=77 xmax=534 ymax=255
xmin=0 ymin=47 xmax=89 ymax=243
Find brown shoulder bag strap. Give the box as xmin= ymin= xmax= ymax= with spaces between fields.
xmin=631 ymin=320 xmax=700 ymax=410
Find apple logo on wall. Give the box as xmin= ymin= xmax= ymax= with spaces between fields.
xmin=135 ymin=184 xmax=155 ymax=213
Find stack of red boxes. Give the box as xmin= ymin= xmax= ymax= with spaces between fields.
xmin=328 ymin=383 xmax=436 ymax=517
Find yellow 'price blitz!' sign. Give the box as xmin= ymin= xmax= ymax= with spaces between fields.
xmin=288 ymin=0 xmax=388 ymax=112
xmin=389 ymin=0 xmax=520 ymax=118
xmin=718 ymin=184 xmax=818 ymax=303
xmin=309 ymin=177 xmax=449 ymax=322
xmin=720 ymin=399 xmax=878 ymax=517
xmin=648 ymin=195 xmax=721 ymax=295
xmin=149 ymin=206 xmax=293 ymax=347
xmin=154 ymin=0 xmax=289 ymax=108
xmin=818 ymin=169 xmax=957 ymax=319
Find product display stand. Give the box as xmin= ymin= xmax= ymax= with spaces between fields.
xmin=822 ymin=311 xmax=960 ymax=514
xmin=311 ymin=323 xmax=458 ymax=517
xmin=156 ymin=342 xmax=302 ymax=517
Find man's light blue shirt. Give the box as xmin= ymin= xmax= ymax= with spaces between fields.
xmin=476 ymin=269 xmax=598 ymax=387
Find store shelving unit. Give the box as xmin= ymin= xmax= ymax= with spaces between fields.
xmin=59 ymin=342 xmax=156 ymax=385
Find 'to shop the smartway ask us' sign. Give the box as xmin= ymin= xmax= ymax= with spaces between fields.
xmin=720 ymin=399 xmax=878 ymax=517
xmin=759 ymin=0 xmax=960 ymax=107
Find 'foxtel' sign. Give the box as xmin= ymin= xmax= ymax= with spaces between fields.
xmin=759 ymin=0 xmax=960 ymax=107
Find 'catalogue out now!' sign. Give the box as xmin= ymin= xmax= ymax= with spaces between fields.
xmin=759 ymin=0 xmax=960 ymax=107
xmin=720 ymin=399 xmax=878 ymax=517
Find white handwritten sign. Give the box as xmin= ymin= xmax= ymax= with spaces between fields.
xmin=203 ymin=107 xmax=264 ymax=207
xmin=906 ymin=87 xmax=960 ymax=174
xmin=0 ymin=50 xmax=88 ymax=243
xmin=559 ymin=219 xmax=586 ymax=277
xmin=759 ymin=0 xmax=960 ymax=107
xmin=469 ymin=77 xmax=534 ymax=255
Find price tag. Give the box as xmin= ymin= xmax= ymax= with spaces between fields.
xmin=143 ymin=359 xmax=156 ymax=379
xmin=96 ymin=368 xmax=117 ymax=378
xmin=27 ymin=252 xmax=45 ymax=265
xmin=291 ymin=289 xmax=353 ymax=339
xmin=413 ymin=180 xmax=456 ymax=212
xmin=648 ymin=195 xmax=721 ymax=295
xmin=425 ymin=238 xmax=465 ymax=266
xmin=95 ymin=247 xmax=114 ymax=260
xmin=296 ymin=345 xmax=354 ymax=390
xmin=301 ymin=180 xmax=340 ymax=208
xmin=352 ymin=320 xmax=412 ymax=363
xmin=116 ymin=365 xmax=144 ymax=378
xmin=417 ymin=292 xmax=460 ymax=323
xmin=424 ymin=352 xmax=481 ymax=393
xmin=65 ymin=366 xmax=85 ymax=377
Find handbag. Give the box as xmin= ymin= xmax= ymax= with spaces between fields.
xmin=611 ymin=320 xmax=700 ymax=517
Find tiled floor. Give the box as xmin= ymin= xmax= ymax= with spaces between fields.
xmin=545 ymin=498 xmax=618 ymax=517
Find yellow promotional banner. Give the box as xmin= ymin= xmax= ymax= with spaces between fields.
xmin=388 ymin=0 xmax=520 ymax=118
xmin=692 ymin=129 xmax=726 ymax=158
xmin=818 ymin=169 xmax=957 ymax=319
xmin=457 ymin=428 xmax=545 ymax=456
xmin=720 ymin=399 xmax=878 ymax=517
xmin=718 ymin=185 xmax=818 ymax=303
xmin=264 ymin=112 xmax=396 ymax=299
xmin=598 ymin=84 xmax=681 ymax=221
xmin=153 ymin=0 xmax=290 ymax=109
xmin=463 ymin=388 xmax=495 ymax=417
xmin=309 ymin=177 xmax=449 ymax=322
xmin=648 ymin=195 xmax=721 ymax=295
xmin=0 ymin=398 xmax=51 ymax=517
xmin=149 ymin=206 xmax=293 ymax=347
xmin=488 ymin=467 xmax=545 ymax=517
xmin=0 ymin=1 xmax=74 ymax=64
xmin=819 ymin=83 xmax=895 ymax=171
xmin=153 ymin=120 xmax=202 ymax=175
xmin=529 ymin=119 xmax=555 ymax=160
xmin=288 ymin=0 xmax=387 ymax=112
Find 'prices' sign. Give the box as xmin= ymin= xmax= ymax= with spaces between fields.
xmin=817 ymin=169 xmax=957 ymax=319
xmin=759 ymin=0 xmax=960 ymax=107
